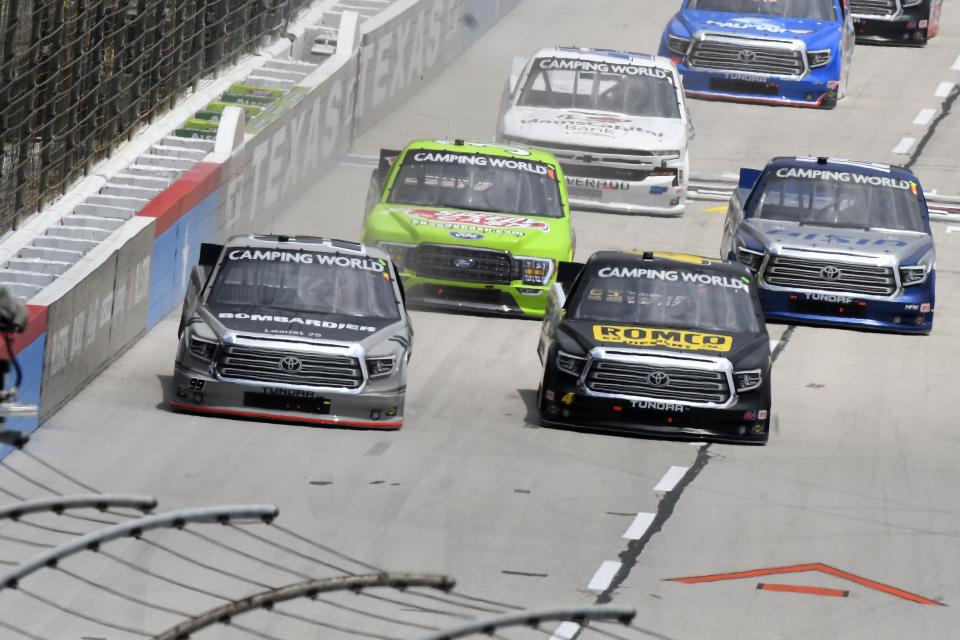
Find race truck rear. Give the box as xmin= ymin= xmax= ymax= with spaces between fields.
xmin=721 ymin=157 xmax=936 ymax=333
xmin=660 ymin=0 xmax=855 ymax=108
xmin=362 ymin=139 xmax=573 ymax=318
xmin=850 ymin=0 xmax=943 ymax=45
xmin=173 ymin=235 xmax=412 ymax=428
xmin=497 ymin=47 xmax=692 ymax=216
xmin=538 ymin=252 xmax=772 ymax=444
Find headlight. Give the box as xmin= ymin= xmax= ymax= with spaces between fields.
xmin=807 ymin=49 xmax=831 ymax=69
xmin=735 ymin=245 xmax=765 ymax=274
xmin=189 ymin=335 xmax=217 ymax=361
xmin=733 ymin=370 xmax=763 ymax=393
xmin=379 ymin=242 xmax=416 ymax=270
xmin=667 ymin=34 xmax=690 ymax=56
xmin=556 ymin=350 xmax=586 ymax=377
xmin=899 ymin=265 xmax=929 ymax=286
xmin=514 ymin=256 xmax=554 ymax=286
xmin=366 ymin=356 xmax=396 ymax=378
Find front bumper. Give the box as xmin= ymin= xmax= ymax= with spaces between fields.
xmin=540 ymin=371 xmax=770 ymax=444
xmin=676 ymin=64 xmax=837 ymax=108
xmin=758 ymin=286 xmax=934 ymax=333
xmin=402 ymin=276 xmax=549 ymax=317
xmin=172 ymin=364 xmax=405 ymax=428
xmin=853 ymin=12 xmax=932 ymax=45
xmin=564 ymin=173 xmax=685 ymax=216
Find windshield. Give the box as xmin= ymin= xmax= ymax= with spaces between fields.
xmin=388 ymin=150 xmax=563 ymax=218
xmin=518 ymin=58 xmax=681 ymax=119
xmin=208 ymin=248 xmax=400 ymax=320
xmin=570 ymin=265 xmax=761 ymax=333
xmin=755 ymin=169 xmax=926 ymax=232
xmin=688 ymin=0 xmax=836 ymax=20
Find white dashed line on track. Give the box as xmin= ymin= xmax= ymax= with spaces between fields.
xmin=769 ymin=338 xmax=780 ymax=352
xmin=588 ymin=561 xmax=622 ymax=592
xmin=935 ymin=81 xmax=956 ymax=98
xmin=549 ymin=622 xmax=582 ymax=640
xmin=892 ymin=137 xmax=916 ymax=155
xmin=947 ymin=226 xmax=960 ymax=234
xmin=952 ymin=54 xmax=960 ymax=71
xmin=654 ymin=466 xmax=689 ymax=493
xmin=623 ymin=512 xmax=656 ymax=540
xmin=914 ymin=108 xmax=937 ymax=125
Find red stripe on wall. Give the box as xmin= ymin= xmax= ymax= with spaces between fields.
xmin=9 ymin=305 xmax=48 ymax=356
xmin=137 ymin=162 xmax=222 ymax=237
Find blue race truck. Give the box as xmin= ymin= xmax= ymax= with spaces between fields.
xmin=721 ymin=157 xmax=936 ymax=333
xmin=660 ymin=0 xmax=855 ymax=108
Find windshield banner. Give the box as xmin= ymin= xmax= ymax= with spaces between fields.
xmin=536 ymin=58 xmax=673 ymax=81
xmin=774 ymin=168 xmax=914 ymax=190
xmin=596 ymin=266 xmax=749 ymax=292
xmin=226 ymin=249 xmax=386 ymax=272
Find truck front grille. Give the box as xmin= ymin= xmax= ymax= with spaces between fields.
xmin=849 ymin=0 xmax=898 ymax=17
xmin=218 ymin=346 xmax=363 ymax=389
xmin=586 ymin=360 xmax=731 ymax=405
xmin=763 ymin=255 xmax=897 ymax=297
xmin=413 ymin=244 xmax=512 ymax=284
xmin=688 ymin=35 xmax=806 ymax=77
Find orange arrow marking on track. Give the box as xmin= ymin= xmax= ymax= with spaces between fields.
xmin=666 ymin=563 xmax=945 ymax=606
xmin=757 ymin=583 xmax=848 ymax=598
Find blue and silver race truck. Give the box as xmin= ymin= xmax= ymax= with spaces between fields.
xmin=659 ymin=0 xmax=855 ymax=108
xmin=721 ymin=157 xmax=936 ymax=333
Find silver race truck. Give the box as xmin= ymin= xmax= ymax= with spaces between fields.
xmin=497 ymin=47 xmax=693 ymax=215
xmin=173 ymin=235 xmax=412 ymax=428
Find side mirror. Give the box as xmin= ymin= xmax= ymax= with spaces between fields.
xmin=556 ymin=261 xmax=585 ymax=296
xmin=738 ymin=168 xmax=762 ymax=192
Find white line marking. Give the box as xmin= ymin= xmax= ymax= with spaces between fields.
xmin=892 ymin=137 xmax=916 ymax=155
xmin=689 ymin=441 xmax=707 ymax=447
xmin=623 ymin=512 xmax=656 ymax=540
xmin=654 ymin=466 xmax=689 ymax=493
xmin=588 ymin=561 xmax=622 ymax=592
xmin=550 ymin=622 xmax=582 ymax=640
xmin=952 ymin=55 xmax=960 ymax=71
xmin=947 ymin=226 xmax=960 ymax=234
xmin=913 ymin=108 xmax=936 ymax=125
xmin=935 ymin=81 xmax=955 ymax=98
xmin=769 ymin=339 xmax=780 ymax=352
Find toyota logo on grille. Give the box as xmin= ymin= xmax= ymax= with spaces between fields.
xmin=738 ymin=50 xmax=757 ymax=62
xmin=647 ymin=372 xmax=670 ymax=387
xmin=279 ymin=356 xmax=303 ymax=373
xmin=820 ymin=266 xmax=842 ymax=281
xmin=454 ymin=257 xmax=476 ymax=269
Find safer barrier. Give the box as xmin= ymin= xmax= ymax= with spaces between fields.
xmin=0 ymin=0 xmax=522 ymax=456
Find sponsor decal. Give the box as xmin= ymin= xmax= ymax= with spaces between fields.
xmin=520 ymin=114 xmax=663 ymax=139
xmin=807 ymin=293 xmax=854 ymax=304
xmin=567 ymin=176 xmax=630 ymax=191
xmin=774 ymin=167 xmax=913 ymax=190
xmin=904 ymin=304 xmax=920 ymax=311
xmin=704 ymin=19 xmax=813 ymax=35
xmin=410 ymin=151 xmax=551 ymax=176
xmin=650 ymin=185 xmax=668 ymax=195
xmin=597 ymin=266 xmax=749 ymax=292
xmin=725 ymin=72 xmax=769 ymax=82
xmin=536 ymin=58 xmax=673 ymax=81
xmin=921 ymin=303 xmax=932 ymax=313
xmin=227 ymin=249 xmax=385 ymax=272
xmin=450 ymin=231 xmax=484 ymax=240
xmin=263 ymin=387 xmax=316 ymax=398
xmin=592 ymin=325 xmax=733 ymax=352
xmin=765 ymin=228 xmax=909 ymax=247
xmin=408 ymin=209 xmax=549 ymax=231
xmin=217 ymin=312 xmax=377 ymax=333
xmin=630 ymin=399 xmax=686 ymax=412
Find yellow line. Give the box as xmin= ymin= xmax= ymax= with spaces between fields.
xmin=704 ymin=205 xmax=728 ymax=213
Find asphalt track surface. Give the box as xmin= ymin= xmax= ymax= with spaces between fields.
xmin=2 ymin=2 xmax=960 ymax=639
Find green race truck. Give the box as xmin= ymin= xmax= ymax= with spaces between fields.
xmin=361 ymin=139 xmax=574 ymax=318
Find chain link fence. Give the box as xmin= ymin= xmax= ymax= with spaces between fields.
xmin=0 ymin=0 xmax=313 ymax=234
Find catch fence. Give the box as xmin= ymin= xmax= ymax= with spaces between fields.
xmin=0 ymin=0 xmax=313 ymax=233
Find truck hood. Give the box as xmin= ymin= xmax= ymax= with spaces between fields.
xmin=559 ymin=319 xmax=768 ymax=365
xmin=678 ymin=10 xmax=836 ymax=40
xmin=372 ymin=205 xmax=569 ymax=257
xmin=502 ymin=106 xmax=686 ymax=151
xmin=743 ymin=218 xmax=933 ymax=261
xmin=201 ymin=303 xmax=396 ymax=344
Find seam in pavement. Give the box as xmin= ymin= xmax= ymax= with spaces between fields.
xmin=906 ymin=85 xmax=960 ymax=170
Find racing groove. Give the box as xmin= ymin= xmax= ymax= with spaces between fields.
xmin=3 ymin=1 xmax=960 ymax=638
